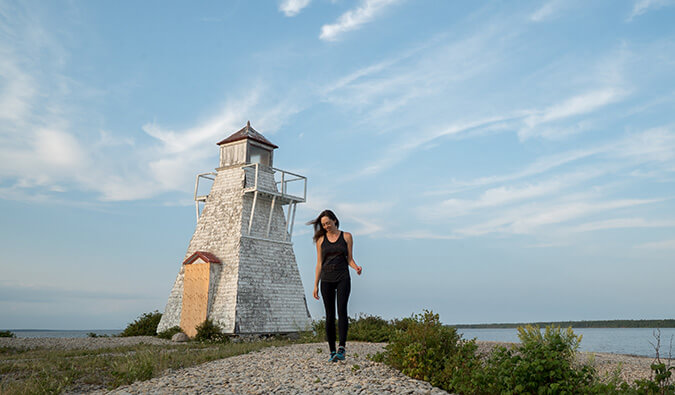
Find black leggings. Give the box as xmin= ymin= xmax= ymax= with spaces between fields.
xmin=320 ymin=276 xmax=350 ymax=352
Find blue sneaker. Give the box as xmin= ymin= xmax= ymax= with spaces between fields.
xmin=328 ymin=351 xmax=337 ymax=362
xmin=335 ymin=346 xmax=346 ymax=361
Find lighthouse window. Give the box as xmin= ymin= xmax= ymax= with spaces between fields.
xmin=248 ymin=145 xmax=271 ymax=166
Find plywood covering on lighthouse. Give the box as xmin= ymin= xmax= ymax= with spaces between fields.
xmin=180 ymin=262 xmax=211 ymax=337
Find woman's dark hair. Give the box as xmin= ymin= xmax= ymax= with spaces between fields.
xmin=307 ymin=209 xmax=339 ymax=243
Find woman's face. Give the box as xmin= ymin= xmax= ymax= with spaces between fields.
xmin=321 ymin=216 xmax=337 ymax=233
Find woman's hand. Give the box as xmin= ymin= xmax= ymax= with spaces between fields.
xmin=356 ymin=265 xmax=362 ymax=275
xmin=313 ymin=286 xmax=319 ymax=300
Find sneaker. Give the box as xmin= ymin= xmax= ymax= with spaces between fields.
xmin=335 ymin=346 xmax=346 ymax=361
xmin=328 ymin=351 xmax=337 ymax=362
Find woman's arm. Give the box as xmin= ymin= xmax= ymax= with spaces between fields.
xmin=344 ymin=232 xmax=362 ymax=275
xmin=313 ymin=236 xmax=323 ymax=299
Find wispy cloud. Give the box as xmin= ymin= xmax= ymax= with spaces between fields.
xmin=335 ymin=200 xmax=395 ymax=235
xmin=456 ymin=197 xmax=660 ymax=236
xmin=519 ymin=88 xmax=627 ymax=140
xmin=636 ymin=238 xmax=675 ymax=249
xmin=279 ymin=0 xmax=311 ymax=17
xmin=628 ymin=0 xmax=675 ymax=20
xmin=428 ymin=126 xmax=675 ymax=197
xmin=529 ymin=0 xmax=569 ymax=22
xmin=320 ymin=0 xmax=400 ymax=41
xmin=427 ymin=170 xmax=605 ymax=219
xmin=573 ymin=217 xmax=675 ymax=232
xmin=353 ymin=114 xmax=522 ymax=179
xmin=382 ymin=230 xmax=460 ymax=240
xmin=0 ymin=5 xmax=302 ymax=204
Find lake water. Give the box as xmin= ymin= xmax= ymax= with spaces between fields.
xmin=5 ymin=328 xmax=675 ymax=357
xmin=458 ymin=328 xmax=675 ymax=357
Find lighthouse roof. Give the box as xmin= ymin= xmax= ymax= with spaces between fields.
xmin=216 ymin=121 xmax=278 ymax=149
xmin=182 ymin=251 xmax=221 ymax=265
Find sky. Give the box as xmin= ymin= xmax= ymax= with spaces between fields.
xmin=1 ymin=0 xmax=674 ymax=330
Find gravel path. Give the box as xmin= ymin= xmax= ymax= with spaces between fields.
xmin=99 ymin=342 xmax=448 ymax=395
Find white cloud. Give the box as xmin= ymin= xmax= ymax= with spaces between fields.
xmin=610 ymin=126 xmax=675 ymax=163
xmin=456 ymin=198 xmax=660 ymax=236
xmin=335 ymin=200 xmax=395 ymax=235
xmin=426 ymin=125 xmax=675 ymax=202
xmin=573 ymin=218 xmax=675 ymax=232
xmin=636 ymin=239 xmax=675 ymax=249
xmin=520 ymin=88 xmax=626 ymax=140
xmin=628 ymin=0 xmax=675 ymax=20
xmin=0 ymin=53 xmax=35 ymax=123
xmin=320 ymin=0 xmax=400 ymax=41
xmin=383 ymin=230 xmax=460 ymax=240
xmin=530 ymin=0 xmax=568 ymax=22
xmin=431 ymin=170 xmax=604 ymax=218
xmin=279 ymin=0 xmax=311 ymax=17
xmin=353 ymin=113 xmax=522 ymax=179
xmin=34 ymin=128 xmax=87 ymax=168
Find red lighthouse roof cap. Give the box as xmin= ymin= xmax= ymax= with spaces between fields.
xmin=216 ymin=121 xmax=278 ymax=149
xmin=182 ymin=251 xmax=221 ymax=265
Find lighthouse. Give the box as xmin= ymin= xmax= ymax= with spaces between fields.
xmin=157 ymin=122 xmax=311 ymax=337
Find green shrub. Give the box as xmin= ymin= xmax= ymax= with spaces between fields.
xmin=310 ymin=314 xmax=402 ymax=343
xmin=157 ymin=326 xmax=184 ymax=340
xmin=374 ymin=312 xmax=636 ymax=394
xmin=194 ymin=319 xmax=227 ymax=342
xmin=374 ymin=310 xmax=467 ymax=388
xmin=473 ymin=325 xmax=595 ymax=393
xmin=0 ymin=330 xmax=16 ymax=338
xmin=119 ymin=311 xmax=162 ymax=337
xmin=348 ymin=314 xmax=393 ymax=342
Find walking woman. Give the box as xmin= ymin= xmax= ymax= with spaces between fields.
xmin=309 ymin=209 xmax=362 ymax=362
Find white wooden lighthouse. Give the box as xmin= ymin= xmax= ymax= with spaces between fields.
xmin=157 ymin=122 xmax=311 ymax=337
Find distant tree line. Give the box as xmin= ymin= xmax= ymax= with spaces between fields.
xmin=452 ymin=319 xmax=675 ymax=329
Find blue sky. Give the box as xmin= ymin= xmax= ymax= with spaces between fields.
xmin=1 ymin=0 xmax=674 ymax=330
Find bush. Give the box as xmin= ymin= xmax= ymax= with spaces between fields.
xmin=0 ymin=330 xmax=16 ymax=338
xmin=310 ymin=314 xmax=402 ymax=343
xmin=120 ymin=311 xmax=162 ymax=337
xmin=349 ymin=314 xmax=393 ymax=342
xmin=194 ymin=319 xmax=227 ymax=342
xmin=374 ymin=310 xmax=468 ymax=388
xmin=374 ymin=312 xmax=626 ymax=395
xmin=474 ymin=325 xmax=597 ymax=394
xmin=157 ymin=326 xmax=184 ymax=340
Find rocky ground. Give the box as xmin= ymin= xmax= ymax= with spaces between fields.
xmin=96 ymin=342 xmax=447 ymax=395
xmin=0 ymin=336 xmax=171 ymax=350
xmin=1 ymin=337 xmax=661 ymax=394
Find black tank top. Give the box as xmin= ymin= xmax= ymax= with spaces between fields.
xmin=321 ymin=231 xmax=349 ymax=282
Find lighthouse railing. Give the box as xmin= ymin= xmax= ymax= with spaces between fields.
xmin=241 ymin=163 xmax=306 ymax=203
xmin=194 ymin=172 xmax=217 ymax=220
xmin=241 ymin=163 xmax=306 ymax=241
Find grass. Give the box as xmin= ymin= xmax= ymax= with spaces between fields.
xmin=0 ymin=338 xmax=302 ymax=394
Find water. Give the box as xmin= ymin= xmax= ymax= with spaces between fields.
xmin=458 ymin=328 xmax=675 ymax=357
xmin=8 ymin=329 xmax=122 ymax=338
xmin=5 ymin=328 xmax=675 ymax=357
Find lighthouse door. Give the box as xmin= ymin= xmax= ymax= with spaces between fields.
xmin=180 ymin=262 xmax=211 ymax=337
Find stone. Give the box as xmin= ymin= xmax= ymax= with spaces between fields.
xmin=171 ymin=332 xmax=189 ymax=342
